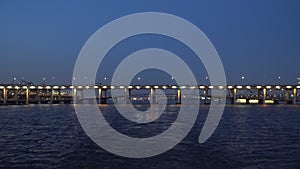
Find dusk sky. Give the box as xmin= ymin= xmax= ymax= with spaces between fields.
xmin=1 ymin=0 xmax=300 ymax=85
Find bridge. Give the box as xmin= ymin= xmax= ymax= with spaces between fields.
xmin=0 ymin=84 xmax=299 ymax=105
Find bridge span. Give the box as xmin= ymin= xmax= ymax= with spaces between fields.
xmin=0 ymin=85 xmax=299 ymax=105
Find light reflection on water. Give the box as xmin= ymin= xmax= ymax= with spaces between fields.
xmin=0 ymin=104 xmax=299 ymax=169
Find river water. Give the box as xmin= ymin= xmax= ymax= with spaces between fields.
xmin=0 ymin=104 xmax=299 ymax=169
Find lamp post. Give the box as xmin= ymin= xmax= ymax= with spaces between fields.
xmin=205 ymin=76 xmax=209 ymax=85
xmin=241 ymin=76 xmax=245 ymax=85
xmin=42 ymin=77 xmax=46 ymax=86
xmin=13 ymin=77 xmax=16 ymax=85
xmin=104 ymin=77 xmax=107 ymax=85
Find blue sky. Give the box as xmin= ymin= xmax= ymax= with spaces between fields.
xmin=1 ymin=0 xmax=300 ymax=85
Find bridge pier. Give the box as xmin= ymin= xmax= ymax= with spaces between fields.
xmin=263 ymin=88 xmax=266 ymax=104
xmin=232 ymin=88 xmax=237 ymax=104
xmin=98 ymin=89 xmax=107 ymax=104
xmin=150 ymin=88 xmax=157 ymax=104
xmin=257 ymin=89 xmax=266 ymax=104
xmin=124 ymin=88 xmax=131 ymax=104
xmin=26 ymin=88 xmax=29 ymax=105
xmin=80 ymin=89 xmax=84 ymax=101
xmin=58 ymin=89 xmax=62 ymax=103
xmin=293 ymin=88 xmax=297 ymax=104
xmin=124 ymin=88 xmax=128 ymax=104
xmin=203 ymin=89 xmax=208 ymax=104
xmin=285 ymin=90 xmax=293 ymax=104
xmin=3 ymin=88 xmax=7 ymax=105
xmin=73 ymin=88 xmax=77 ymax=104
xmin=177 ymin=89 xmax=181 ymax=104
xmin=103 ymin=89 xmax=108 ymax=104
xmin=50 ymin=89 xmax=54 ymax=104
xmin=98 ymin=88 xmax=102 ymax=104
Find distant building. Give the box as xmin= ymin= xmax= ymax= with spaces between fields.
xmin=298 ymin=78 xmax=300 ymax=85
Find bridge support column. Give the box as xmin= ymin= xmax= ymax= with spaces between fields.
xmin=58 ymin=89 xmax=62 ymax=103
xmin=3 ymin=88 xmax=7 ymax=105
xmin=293 ymin=88 xmax=297 ymax=104
xmin=73 ymin=89 xmax=77 ymax=104
xmin=80 ymin=89 xmax=84 ymax=99
xmin=203 ymin=89 xmax=208 ymax=104
xmin=98 ymin=88 xmax=102 ymax=104
xmin=103 ymin=89 xmax=107 ymax=104
xmin=232 ymin=88 xmax=237 ymax=104
xmin=257 ymin=89 xmax=263 ymax=104
xmin=285 ymin=90 xmax=292 ymax=104
xmin=50 ymin=89 xmax=54 ymax=104
xmin=150 ymin=88 xmax=156 ymax=104
xmin=26 ymin=88 xmax=29 ymax=105
xmin=124 ymin=88 xmax=128 ymax=104
xmin=177 ymin=89 xmax=181 ymax=104
xmin=129 ymin=89 xmax=132 ymax=103
xmin=263 ymin=88 xmax=266 ymax=104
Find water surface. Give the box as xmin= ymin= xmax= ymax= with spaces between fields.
xmin=0 ymin=104 xmax=299 ymax=169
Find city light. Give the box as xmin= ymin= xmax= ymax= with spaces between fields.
xmin=199 ymin=86 xmax=206 ymax=89
xmin=171 ymin=86 xmax=177 ymax=89
xmin=237 ymin=86 xmax=243 ymax=89
xmin=265 ymin=100 xmax=275 ymax=104
xmin=218 ymin=86 xmax=224 ymax=89
xmin=249 ymin=99 xmax=259 ymax=104
xmin=180 ymin=86 xmax=186 ymax=89
xmin=190 ymin=86 xmax=196 ymax=89
xmin=236 ymin=98 xmax=247 ymax=103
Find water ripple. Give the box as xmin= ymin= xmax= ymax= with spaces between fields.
xmin=0 ymin=105 xmax=299 ymax=168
